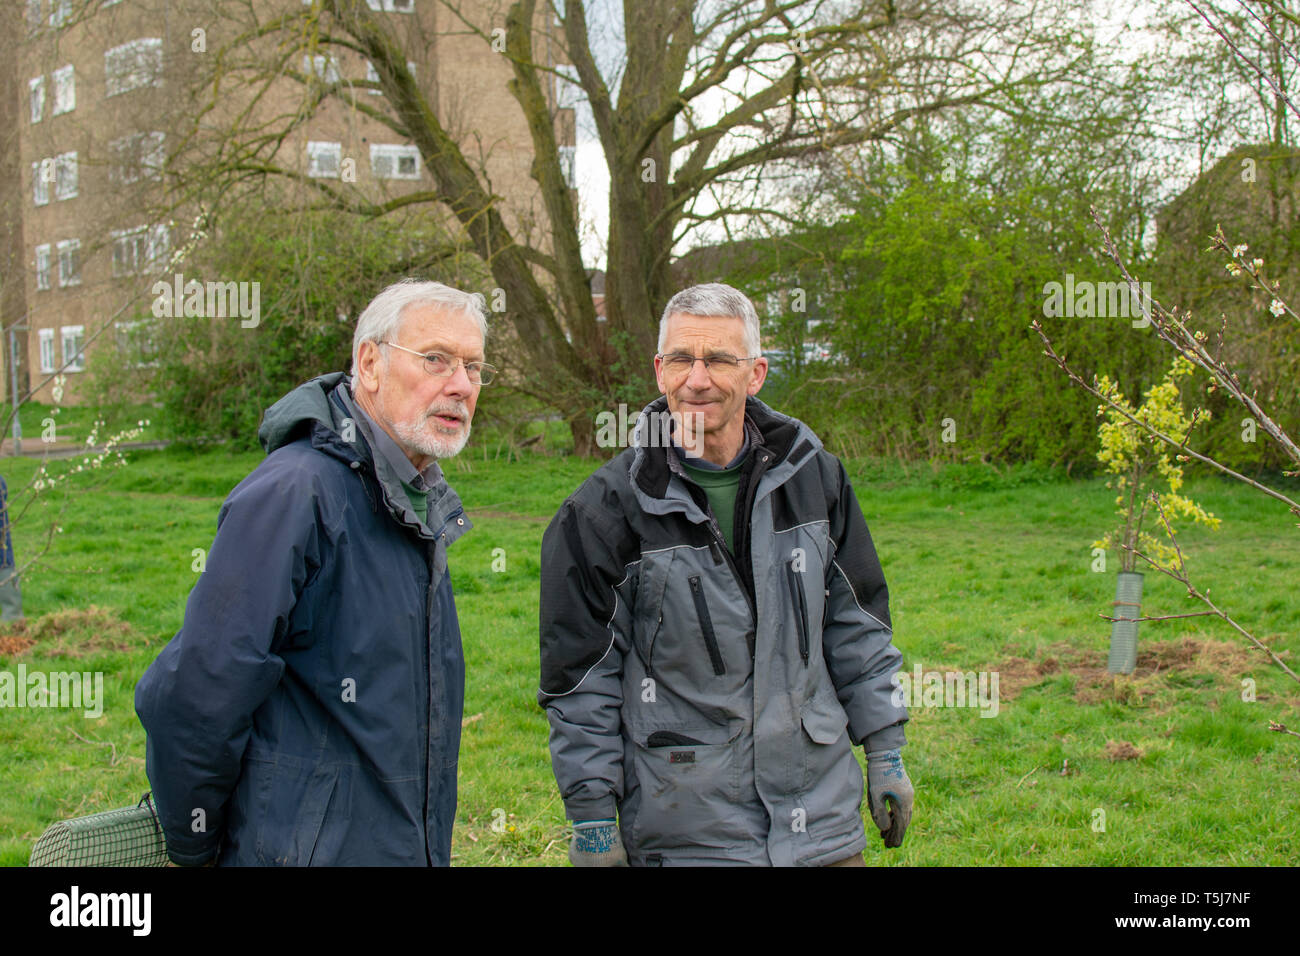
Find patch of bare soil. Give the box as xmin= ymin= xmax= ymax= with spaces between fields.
xmin=989 ymin=637 xmax=1265 ymax=706
xmin=0 ymin=606 xmax=145 ymax=658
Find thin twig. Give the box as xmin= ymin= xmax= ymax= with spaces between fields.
xmin=68 ymin=729 xmax=119 ymax=767
xmin=1031 ymin=320 xmax=1300 ymax=516
xmin=1125 ymin=544 xmax=1300 ymax=684
xmin=1269 ymin=721 xmax=1300 ymax=739
xmin=1099 ymin=611 xmax=1219 ymax=623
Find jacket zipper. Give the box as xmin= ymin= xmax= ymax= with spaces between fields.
xmin=423 ymin=537 xmax=435 ymax=865
xmin=703 ymin=523 xmax=756 ymax=659
xmin=688 ymin=575 xmax=726 ymax=675
xmin=787 ymin=559 xmax=810 ymax=665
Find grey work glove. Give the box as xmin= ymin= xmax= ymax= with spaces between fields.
xmin=865 ymin=749 xmax=914 ymax=848
xmin=568 ymin=819 xmax=628 ymax=867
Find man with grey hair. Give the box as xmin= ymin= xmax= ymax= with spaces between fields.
xmin=540 ymin=281 xmax=912 ymax=866
xmin=136 ymin=278 xmax=492 ymax=866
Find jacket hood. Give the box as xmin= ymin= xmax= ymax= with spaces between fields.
xmin=258 ymin=371 xmax=357 ymax=458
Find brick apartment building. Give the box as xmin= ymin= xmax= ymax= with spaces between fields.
xmin=1 ymin=0 xmax=575 ymax=409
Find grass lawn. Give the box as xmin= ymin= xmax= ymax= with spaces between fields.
xmin=0 ymin=442 xmax=1296 ymax=866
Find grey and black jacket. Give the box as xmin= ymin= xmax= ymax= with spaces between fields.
xmin=539 ymin=395 xmax=907 ymax=866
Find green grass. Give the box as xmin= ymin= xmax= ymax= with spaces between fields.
xmin=0 ymin=445 xmax=1296 ymax=866
xmin=0 ymin=401 xmax=162 ymax=447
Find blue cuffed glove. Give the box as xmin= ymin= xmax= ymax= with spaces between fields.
xmin=569 ymin=819 xmax=628 ymax=867
xmin=865 ymin=749 xmax=913 ymax=848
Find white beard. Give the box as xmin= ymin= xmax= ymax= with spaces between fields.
xmin=390 ymin=412 xmax=471 ymax=460
xmin=377 ymin=389 xmax=472 ymax=461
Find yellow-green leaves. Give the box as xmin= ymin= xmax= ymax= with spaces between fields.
xmin=1094 ymin=354 xmax=1219 ymax=571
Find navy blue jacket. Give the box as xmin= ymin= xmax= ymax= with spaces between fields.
xmin=135 ymin=373 xmax=472 ymax=865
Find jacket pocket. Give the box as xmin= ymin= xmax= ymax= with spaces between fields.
xmin=625 ymin=724 xmax=745 ymax=851
xmin=688 ymin=575 xmax=725 ymax=675
xmin=246 ymin=758 xmax=341 ymax=866
xmin=799 ymin=687 xmax=852 ymax=793
xmin=786 ymin=560 xmax=810 ymax=665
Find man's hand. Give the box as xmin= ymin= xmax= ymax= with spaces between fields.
xmin=865 ymin=749 xmax=913 ymax=848
xmin=569 ymin=819 xmax=628 ymax=867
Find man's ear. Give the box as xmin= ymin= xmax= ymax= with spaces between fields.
xmin=354 ymin=340 xmax=384 ymax=396
xmin=746 ymin=356 xmax=768 ymax=396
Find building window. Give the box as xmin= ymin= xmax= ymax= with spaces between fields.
xmin=35 ymin=244 xmax=52 ymax=291
xmin=111 ymin=224 xmax=169 ymax=275
xmin=54 ymin=152 xmax=77 ymax=200
xmin=558 ymin=145 xmax=577 ymax=188
xmin=61 ymin=326 xmax=85 ymax=372
xmin=27 ymin=1 xmax=43 ymax=34
xmin=56 ymin=239 xmax=80 ymax=287
xmin=303 ymin=54 xmax=340 ymax=83
xmin=112 ymin=227 xmax=147 ymax=277
xmin=29 ymin=77 xmax=45 ymax=123
xmin=38 ymin=329 xmax=56 ymax=374
xmin=115 ymin=319 xmax=159 ymax=368
xmin=105 ymin=38 xmax=164 ymax=96
xmin=109 ymin=131 xmax=166 ymax=183
xmin=32 ymin=161 xmax=50 ymax=206
xmin=364 ymin=60 xmax=416 ymax=93
xmin=307 ymin=141 xmax=341 ymax=178
xmin=50 ymin=0 xmax=70 ymax=27
xmin=52 ymin=65 xmax=75 ymax=115
xmin=367 ymin=0 xmax=415 ymax=11
xmin=370 ymin=144 xmax=420 ymax=180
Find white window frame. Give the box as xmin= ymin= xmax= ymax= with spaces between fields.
xmin=32 ymin=160 xmax=51 ymax=206
xmin=147 ymin=224 xmax=170 ymax=272
xmin=367 ymin=0 xmax=415 ymax=11
xmin=558 ymin=145 xmax=577 ymax=189
xmin=52 ymin=65 xmax=75 ymax=115
xmin=35 ymin=244 xmax=52 ymax=291
xmin=365 ymin=59 xmax=416 ymax=93
xmin=61 ymin=325 xmax=86 ymax=372
xmin=29 ymin=76 xmax=45 ymax=123
xmin=307 ymin=141 xmax=341 ymax=178
xmin=105 ymin=38 xmax=164 ymax=97
xmin=111 ymin=226 xmax=147 ymax=277
xmin=38 ymin=329 xmax=56 ymax=374
xmin=115 ymin=319 xmax=159 ymax=368
xmin=303 ymin=54 xmax=340 ymax=83
xmin=27 ymin=1 xmax=43 ymax=34
xmin=56 ymin=239 xmax=81 ymax=287
xmin=54 ymin=152 xmax=77 ymax=200
xmin=370 ymin=143 xmax=420 ymax=180
xmin=109 ymin=130 xmax=166 ymax=183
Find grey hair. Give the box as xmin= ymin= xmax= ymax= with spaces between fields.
xmin=351 ymin=278 xmax=488 ymax=372
xmin=658 ymin=282 xmax=761 ymax=357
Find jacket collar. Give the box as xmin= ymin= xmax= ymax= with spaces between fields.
xmin=629 ymin=395 xmax=818 ymax=500
xmin=257 ymin=371 xmax=471 ymax=546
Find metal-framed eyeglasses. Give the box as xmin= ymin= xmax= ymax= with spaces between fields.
xmin=382 ymin=341 xmax=497 ymax=385
xmin=657 ymin=351 xmax=762 ymax=375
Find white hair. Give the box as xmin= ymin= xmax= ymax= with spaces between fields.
xmin=658 ymin=282 xmax=761 ymax=357
xmin=351 ymin=278 xmax=488 ymax=372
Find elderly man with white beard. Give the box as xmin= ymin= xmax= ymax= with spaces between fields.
xmin=136 ymin=279 xmax=490 ymax=866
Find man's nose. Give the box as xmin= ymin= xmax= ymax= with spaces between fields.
xmin=443 ymin=360 xmax=476 ymax=397
xmin=684 ymin=358 xmax=713 ymax=390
